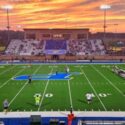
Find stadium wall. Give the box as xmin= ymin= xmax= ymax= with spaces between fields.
xmin=24 ymin=28 xmax=89 ymax=40
xmin=0 ymin=55 xmax=125 ymax=62
xmin=1 ymin=112 xmax=125 ymax=125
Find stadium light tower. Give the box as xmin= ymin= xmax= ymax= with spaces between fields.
xmin=17 ymin=25 xmax=22 ymax=39
xmin=114 ymin=24 xmax=118 ymax=40
xmin=100 ymin=4 xmax=111 ymax=41
xmin=1 ymin=5 xmax=13 ymax=43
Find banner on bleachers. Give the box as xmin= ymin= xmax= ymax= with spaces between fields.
xmin=44 ymin=49 xmax=67 ymax=55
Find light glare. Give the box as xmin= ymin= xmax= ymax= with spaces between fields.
xmin=100 ymin=4 xmax=111 ymax=10
xmin=1 ymin=5 xmax=13 ymax=10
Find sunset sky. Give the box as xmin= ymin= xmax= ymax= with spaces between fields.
xmin=0 ymin=0 xmax=125 ymax=33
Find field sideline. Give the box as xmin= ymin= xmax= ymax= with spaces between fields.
xmin=0 ymin=63 xmax=125 ymax=112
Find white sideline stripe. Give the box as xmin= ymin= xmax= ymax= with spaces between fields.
xmin=9 ymin=65 xmax=41 ymax=106
xmin=92 ymin=65 xmax=125 ymax=97
xmin=0 ymin=65 xmax=16 ymax=75
xmin=68 ymin=80 xmax=73 ymax=109
xmin=80 ymin=67 xmax=107 ymax=111
xmin=38 ymin=68 xmax=54 ymax=111
xmin=1 ymin=111 xmax=125 ymax=118
xmin=0 ymin=68 xmax=25 ymax=89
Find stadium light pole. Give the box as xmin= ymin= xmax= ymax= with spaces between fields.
xmin=17 ymin=25 xmax=22 ymax=39
xmin=1 ymin=5 xmax=13 ymax=43
xmin=114 ymin=24 xmax=118 ymax=40
xmin=100 ymin=4 xmax=111 ymax=41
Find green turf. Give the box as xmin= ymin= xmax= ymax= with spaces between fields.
xmin=0 ymin=64 xmax=125 ymax=112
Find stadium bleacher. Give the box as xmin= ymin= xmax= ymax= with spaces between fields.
xmin=5 ymin=39 xmax=44 ymax=56
xmin=5 ymin=39 xmax=106 ymax=56
xmin=68 ymin=39 xmax=106 ymax=55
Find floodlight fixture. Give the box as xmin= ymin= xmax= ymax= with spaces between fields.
xmin=100 ymin=4 xmax=111 ymax=41
xmin=1 ymin=5 xmax=13 ymax=42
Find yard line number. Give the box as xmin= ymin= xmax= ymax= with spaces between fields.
xmin=35 ymin=93 xmax=111 ymax=98
xmin=45 ymin=93 xmax=53 ymax=98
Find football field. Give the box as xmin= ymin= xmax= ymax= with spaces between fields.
xmin=0 ymin=63 xmax=125 ymax=112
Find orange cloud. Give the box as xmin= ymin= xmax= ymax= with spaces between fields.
xmin=0 ymin=0 xmax=125 ymax=32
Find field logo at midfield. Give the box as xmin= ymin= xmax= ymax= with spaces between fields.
xmin=13 ymin=72 xmax=80 ymax=81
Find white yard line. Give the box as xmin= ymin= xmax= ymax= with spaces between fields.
xmin=9 ymin=65 xmax=42 ymax=106
xmin=92 ymin=65 xmax=125 ymax=97
xmin=38 ymin=68 xmax=54 ymax=111
xmin=68 ymin=79 xmax=73 ymax=109
xmin=66 ymin=64 xmax=73 ymax=109
xmin=9 ymin=83 xmax=27 ymax=106
xmin=0 ymin=65 xmax=16 ymax=75
xmin=0 ymin=68 xmax=25 ymax=89
xmin=80 ymin=67 xmax=107 ymax=111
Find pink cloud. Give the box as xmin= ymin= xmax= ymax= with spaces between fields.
xmin=0 ymin=0 xmax=125 ymax=32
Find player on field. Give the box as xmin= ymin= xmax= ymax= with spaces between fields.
xmin=34 ymin=94 xmax=41 ymax=106
xmin=28 ymin=75 xmax=32 ymax=84
xmin=65 ymin=66 xmax=69 ymax=74
xmin=56 ymin=70 xmax=58 ymax=75
xmin=85 ymin=93 xmax=93 ymax=104
xmin=3 ymin=99 xmax=9 ymax=114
